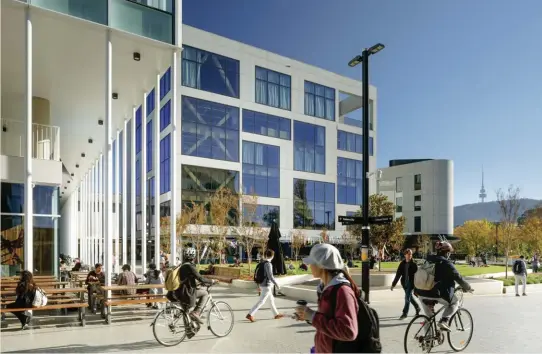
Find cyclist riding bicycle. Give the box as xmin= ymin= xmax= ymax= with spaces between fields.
xmin=173 ymin=247 xmax=216 ymax=324
xmin=415 ymin=241 xmax=472 ymax=332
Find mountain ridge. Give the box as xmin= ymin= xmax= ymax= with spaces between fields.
xmin=454 ymin=198 xmax=542 ymax=226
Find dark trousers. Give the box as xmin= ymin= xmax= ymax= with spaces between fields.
xmin=5 ymin=301 xmax=31 ymax=326
xmin=87 ymin=284 xmax=99 ymax=311
xmin=402 ymin=284 xmax=420 ymax=315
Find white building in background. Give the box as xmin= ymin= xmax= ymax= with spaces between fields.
xmin=1 ymin=0 xmax=378 ymax=276
xmin=378 ymin=159 xmax=454 ymax=246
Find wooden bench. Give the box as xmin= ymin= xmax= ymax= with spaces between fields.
xmin=97 ymin=284 xmax=166 ymax=324
xmin=207 ymin=267 xmax=242 ymax=283
xmin=0 ymin=287 xmax=88 ymax=327
xmin=1 ymin=281 xmax=70 ymax=290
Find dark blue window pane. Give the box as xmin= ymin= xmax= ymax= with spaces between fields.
xmin=337 ymin=157 xmax=363 ymax=205
xmin=160 ymin=67 xmax=171 ymax=100
xmin=294 ymin=121 xmax=326 ymax=174
xmin=242 ymin=204 xmax=280 ymax=227
xmin=160 ymin=134 xmax=171 ymax=194
xmin=147 ymin=89 xmax=155 ymax=116
xmin=304 ymin=81 xmax=335 ymax=121
xmin=181 ymin=96 xmax=239 ymax=162
xmin=338 ymin=130 xmax=363 ymax=154
xmin=243 ymin=110 xmax=255 ymax=134
xmin=254 ymin=66 xmax=291 ymax=110
xmin=135 ymin=106 xmax=142 ymax=154
xmin=293 ymin=179 xmax=335 ymax=230
xmin=182 ymin=46 xmax=240 ymax=98
xmin=242 ymin=141 xmax=280 ymax=198
xmin=147 ymin=120 xmax=153 ymax=172
xmin=136 ymin=159 xmax=141 ymax=197
xmin=370 ymin=137 xmax=374 ymax=156
xmin=160 ymin=100 xmax=171 ymax=131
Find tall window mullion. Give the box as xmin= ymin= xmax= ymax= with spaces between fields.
xmin=255 ymin=66 xmax=291 ymax=110
xmin=304 ymin=81 xmax=335 ymax=121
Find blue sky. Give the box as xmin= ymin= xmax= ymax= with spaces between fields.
xmin=182 ymin=0 xmax=542 ymax=206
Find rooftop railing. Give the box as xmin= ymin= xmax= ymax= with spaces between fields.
xmin=0 ymin=118 xmax=61 ymax=162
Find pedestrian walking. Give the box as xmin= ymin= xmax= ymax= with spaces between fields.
xmin=246 ymin=249 xmax=284 ymax=322
xmin=391 ymin=249 xmax=420 ymax=319
xmin=513 ymin=256 xmax=528 ymax=297
xmin=532 ymin=253 xmax=539 ymax=273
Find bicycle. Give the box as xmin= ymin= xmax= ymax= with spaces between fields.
xmin=152 ymin=283 xmax=234 ymax=347
xmin=404 ymin=288 xmax=474 ymax=353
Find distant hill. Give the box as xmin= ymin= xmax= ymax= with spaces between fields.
xmin=454 ymin=199 xmax=542 ymax=226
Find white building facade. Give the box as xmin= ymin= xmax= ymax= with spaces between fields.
xmin=378 ymin=159 xmax=454 ymax=246
xmin=1 ymin=0 xmax=377 ymax=276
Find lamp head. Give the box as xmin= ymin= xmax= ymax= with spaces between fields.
xmin=348 ymin=55 xmax=363 ymax=67
xmin=368 ymin=43 xmax=385 ymax=55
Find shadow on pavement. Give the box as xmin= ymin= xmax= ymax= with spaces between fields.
xmin=4 ymin=340 xmax=161 ymax=353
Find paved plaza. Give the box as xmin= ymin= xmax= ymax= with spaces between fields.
xmin=1 ymin=285 xmax=541 ymax=353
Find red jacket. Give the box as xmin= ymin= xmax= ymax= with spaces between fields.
xmin=311 ymin=283 xmax=359 ymax=353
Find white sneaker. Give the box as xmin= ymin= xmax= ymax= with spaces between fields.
xmin=438 ymin=321 xmax=451 ymax=332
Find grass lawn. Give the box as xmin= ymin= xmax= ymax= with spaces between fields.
xmin=496 ymin=273 xmax=542 ymax=286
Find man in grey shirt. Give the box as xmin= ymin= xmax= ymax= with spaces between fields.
xmin=246 ymin=249 xmax=284 ymax=322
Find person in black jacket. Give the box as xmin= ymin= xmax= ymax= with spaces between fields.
xmin=4 ymin=270 xmax=36 ymax=329
xmin=391 ymin=249 xmax=420 ymax=319
xmin=415 ymin=241 xmax=472 ymax=332
xmin=176 ymin=247 xmax=215 ymax=324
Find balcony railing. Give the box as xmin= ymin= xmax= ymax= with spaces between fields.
xmin=30 ymin=0 xmax=108 ymax=25
xmin=339 ymin=116 xmax=363 ymax=128
xmin=0 ymin=118 xmax=61 ymax=162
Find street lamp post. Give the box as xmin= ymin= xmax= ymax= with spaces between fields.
xmin=348 ymin=43 xmax=385 ymax=303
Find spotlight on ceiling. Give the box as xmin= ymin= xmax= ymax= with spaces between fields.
xmin=112 ymin=93 xmax=118 ymax=100
xmin=71 ymin=173 xmax=74 ymax=177
xmin=133 ymin=52 xmax=141 ymax=61
xmin=88 ymin=138 xmax=93 ymax=144
xmin=81 ymin=153 xmax=86 ymax=158
xmin=98 ymin=119 xmax=104 ymax=126
xmin=75 ymin=164 xmax=79 ymax=168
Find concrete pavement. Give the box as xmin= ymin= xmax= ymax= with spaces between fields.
xmin=1 ymin=285 xmax=541 ymax=353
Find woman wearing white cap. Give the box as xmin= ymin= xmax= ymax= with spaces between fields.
xmin=294 ymin=243 xmax=359 ymax=353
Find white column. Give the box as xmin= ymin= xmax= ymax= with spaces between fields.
xmin=153 ymin=73 xmax=161 ymax=267
xmin=115 ymin=129 xmax=120 ymax=273
xmin=91 ymin=163 xmax=96 ymax=265
xmin=23 ymin=6 xmax=33 ymax=272
xmin=141 ymin=92 xmax=147 ymax=274
xmin=104 ymin=31 xmax=113 ymax=287
xmin=83 ymin=176 xmax=88 ymax=262
xmin=130 ymin=108 xmax=137 ymax=270
xmin=85 ymin=173 xmax=89 ymax=264
xmin=98 ymin=154 xmax=103 ymax=265
xmin=79 ymin=184 xmax=83 ymax=259
xmin=94 ymin=161 xmax=99 ymax=265
xmin=170 ymin=51 xmax=178 ymax=264
xmin=122 ymin=119 xmax=128 ymax=268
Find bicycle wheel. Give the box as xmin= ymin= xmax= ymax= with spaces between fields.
xmin=152 ymin=306 xmax=188 ymax=347
xmin=207 ymin=300 xmax=234 ymax=337
xmin=404 ymin=315 xmax=435 ymax=353
xmin=447 ymin=308 xmax=474 ymax=352
xmin=454 ymin=287 xmax=464 ymax=306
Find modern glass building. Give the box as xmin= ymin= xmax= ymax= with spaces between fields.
xmin=1 ymin=0 xmax=377 ymax=277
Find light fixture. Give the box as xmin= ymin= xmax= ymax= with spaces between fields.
xmin=348 ymin=55 xmax=363 ymax=67
xmin=348 ymin=43 xmax=385 ymax=67
xmin=64 ymin=187 xmax=67 ymax=190
xmin=112 ymin=93 xmax=118 ymax=100
xmin=88 ymin=138 xmax=93 ymax=144
xmin=369 ymin=43 xmax=385 ymax=55
xmin=98 ymin=119 xmax=104 ymax=126
xmin=71 ymin=173 xmax=74 ymax=177
xmin=75 ymin=164 xmax=79 ymax=168
xmin=2 ymin=125 xmax=7 ymax=132
xmin=81 ymin=153 xmax=86 ymax=158
xmin=68 ymin=181 xmax=71 ymax=183
xmin=133 ymin=52 xmax=141 ymax=61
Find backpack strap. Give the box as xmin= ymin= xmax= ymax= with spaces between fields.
xmin=329 ymin=283 xmax=346 ymax=318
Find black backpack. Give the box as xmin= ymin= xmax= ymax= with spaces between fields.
xmin=254 ymin=261 xmax=269 ymax=284
xmin=329 ymin=283 xmax=382 ymax=353
xmin=513 ymin=260 xmax=524 ymax=275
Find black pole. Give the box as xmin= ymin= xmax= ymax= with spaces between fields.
xmin=361 ymin=48 xmax=370 ymax=303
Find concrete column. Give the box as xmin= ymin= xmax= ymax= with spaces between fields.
xmin=23 ymin=6 xmax=33 ymax=272
xmin=98 ymin=154 xmax=103 ymax=265
xmin=91 ymin=163 xmax=96 ymax=265
xmin=170 ymin=51 xmax=178 ymax=264
xmin=130 ymin=108 xmax=136 ymax=270
xmin=141 ymin=92 xmax=147 ymax=274
xmin=153 ymin=73 xmax=161 ymax=266
xmin=122 ymin=119 xmax=128 ymax=267
xmin=104 ymin=31 xmax=113 ymax=287
xmin=115 ymin=129 xmax=120 ymax=273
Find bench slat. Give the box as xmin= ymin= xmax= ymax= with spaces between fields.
xmin=0 ymin=303 xmax=88 ymax=313
xmin=104 ymin=298 xmax=168 ymax=306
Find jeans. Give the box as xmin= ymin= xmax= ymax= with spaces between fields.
xmin=194 ymin=289 xmax=209 ymax=313
xmin=515 ymin=274 xmax=527 ymax=294
xmin=402 ymin=285 xmax=420 ymax=315
xmin=418 ymin=295 xmax=459 ymax=322
xmin=5 ymin=301 xmax=31 ymax=326
xmin=249 ymin=285 xmax=279 ymax=317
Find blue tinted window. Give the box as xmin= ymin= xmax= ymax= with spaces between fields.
xmin=337 ymin=130 xmax=363 ymax=153
xmin=149 ymin=177 xmax=155 ymax=198
xmin=242 ymin=141 xmax=280 ymax=198
xmin=160 ymin=134 xmax=171 ymax=194
xmin=370 ymin=137 xmax=374 ymax=156
xmin=160 ymin=100 xmax=171 ymax=131
xmin=147 ymin=89 xmax=155 ymax=116
xmin=304 ymin=81 xmax=335 ymax=121
xmin=294 ymin=121 xmax=325 ymax=174
xmin=182 ymin=46 xmax=240 ymax=98
xmin=242 ymin=109 xmax=290 ymax=140
xmin=337 ymin=157 xmax=363 ymax=205
xmin=242 ymin=204 xmax=280 ymax=227
xmin=293 ymin=179 xmax=335 ymax=230
xmin=255 ymin=66 xmax=291 ymax=110
xmin=146 ymin=120 xmax=153 ymax=172
xmin=135 ymin=106 xmax=142 ymax=154
xmin=112 ymin=139 xmax=116 ymax=193
xmin=160 ymin=67 xmax=171 ymax=100
xmin=181 ymin=96 xmax=239 ymax=162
